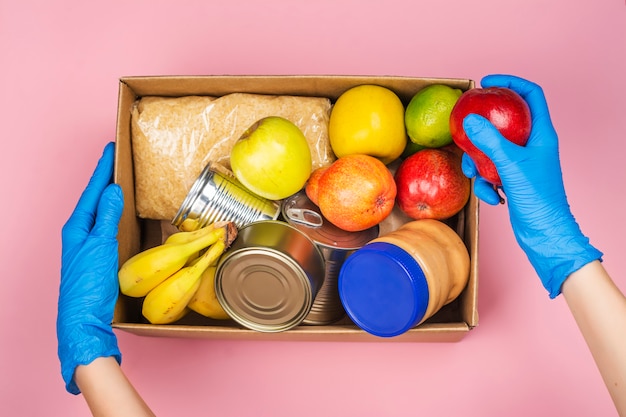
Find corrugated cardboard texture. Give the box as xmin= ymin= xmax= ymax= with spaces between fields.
xmin=113 ymin=75 xmax=478 ymax=342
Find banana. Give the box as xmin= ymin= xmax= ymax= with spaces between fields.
xmin=164 ymin=222 xmax=218 ymax=264
xmin=179 ymin=217 xmax=202 ymax=232
xmin=187 ymin=265 xmax=230 ymax=319
xmin=169 ymin=307 xmax=191 ymax=323
xmin=142 ymin=238 xmax=228 ymax=324
xmin=164 ymin=222 xmax=216 ymax=245
xmin=119 ymin=221 xmax=232 ymax=297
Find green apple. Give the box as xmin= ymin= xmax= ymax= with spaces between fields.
xmin=230 ymin=116 xmax=312 ymax=200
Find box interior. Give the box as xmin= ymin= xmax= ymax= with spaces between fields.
xmin=113 ymin=75 xmax=479 ymax=342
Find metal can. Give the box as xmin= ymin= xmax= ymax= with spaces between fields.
xmin=171 ymin=162 xmax=280 ymax=230
xmin=214 ymin=220 xmax=325 ymax=332
xmin=281 ymin=190 xmax=379 ymax=325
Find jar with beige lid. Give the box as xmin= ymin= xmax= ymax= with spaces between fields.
xmin=338 ymin=219 xmax=470 ymax=337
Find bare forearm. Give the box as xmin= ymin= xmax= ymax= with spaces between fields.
xmin=74 ymin=356 xmax=156 ymax=417
xmin=562 ymin=260 xmax=626 ymax=416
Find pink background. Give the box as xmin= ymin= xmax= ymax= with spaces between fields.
xmin=1 ymin=0 xmax=625 ymax=415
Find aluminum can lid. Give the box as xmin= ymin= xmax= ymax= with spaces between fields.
xmin=281 ymin=190 xmax=378 ymax=251
xmin=215 ymin=220 xmax=325 ymax=332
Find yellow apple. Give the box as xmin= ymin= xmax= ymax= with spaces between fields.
xmin=230 ymin=116 xmax=312 ymax=200
xmin=329 ymin=85 xmax=406 ymax=164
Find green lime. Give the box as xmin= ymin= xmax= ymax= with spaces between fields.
xmin=405 ymin=84 xmax=463 ymax=148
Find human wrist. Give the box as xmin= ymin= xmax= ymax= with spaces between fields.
xmin=59 ymin=323 xmax=121 ymax=395
xmin=518 ymin=222 xmax=603 ymax=298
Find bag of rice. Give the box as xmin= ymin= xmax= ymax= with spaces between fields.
xmin=131 ymin=93 xmax=334 ymax=220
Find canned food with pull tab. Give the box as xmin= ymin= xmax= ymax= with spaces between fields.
xmin=282 ymin=190 xmax=379 ymax=325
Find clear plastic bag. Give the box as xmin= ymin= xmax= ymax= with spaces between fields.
xmin=131 ymin=93 xmax=334 ymax=220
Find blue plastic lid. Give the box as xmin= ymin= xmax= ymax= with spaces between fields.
xmin=338 ymin=241 xmax=429 ymax=337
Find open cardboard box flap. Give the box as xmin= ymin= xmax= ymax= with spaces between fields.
xmin=113 ymin=75 xmax=479 ymax=342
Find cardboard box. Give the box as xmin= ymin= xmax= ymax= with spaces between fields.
xmin=113 ymin=75 xmax=479 ymax=342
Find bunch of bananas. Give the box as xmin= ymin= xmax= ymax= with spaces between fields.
xmin=118 ymin=220 xmax=237 ymax=324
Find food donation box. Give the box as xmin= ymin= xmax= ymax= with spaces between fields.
xmin=113 ymin=75 xmax=479 ymax=342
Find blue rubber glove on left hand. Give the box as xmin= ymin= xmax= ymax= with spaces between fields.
xmin=57 ymin=142 xmax=124 ymax=394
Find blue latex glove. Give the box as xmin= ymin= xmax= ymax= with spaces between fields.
xmin=461 ymin=74 xmax=602 ymax=298
xmin=57 ymin=142 xmax=124 ymax=394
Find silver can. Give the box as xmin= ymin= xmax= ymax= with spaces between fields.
xmin=215 ymin=220 xmax=326 ymax=333
xmin=281 ymin=190 xmax=379 ymax=325
xmin=172 ymin=162 xmax=280 ymax=230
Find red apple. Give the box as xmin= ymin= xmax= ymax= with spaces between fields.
xmin=395 ymin=148 xmax=470 ymax=220
xmin=449 ymin=87 xmax=531 ymax=186
xmin=317 ymin=154 xmax=396 ymax=232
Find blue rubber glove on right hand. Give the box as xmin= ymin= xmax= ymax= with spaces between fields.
xmin=461 ymin=74 xmax=602 ymax=298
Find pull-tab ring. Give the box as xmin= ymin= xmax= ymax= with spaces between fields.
xmin=285 ymin=208 xmax=324 ymax=227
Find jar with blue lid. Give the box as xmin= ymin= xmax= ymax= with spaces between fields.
xmin=338 ymin=219 xmax=470 ymax=337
